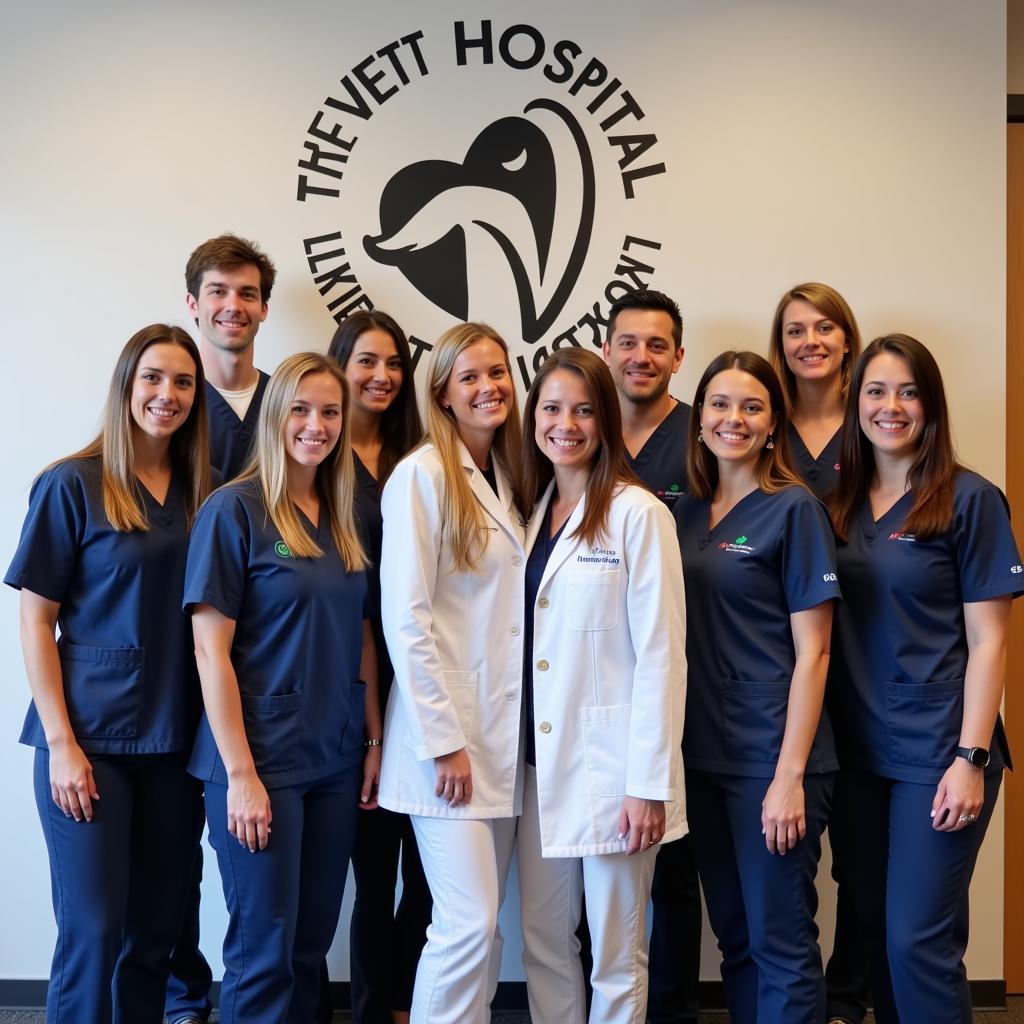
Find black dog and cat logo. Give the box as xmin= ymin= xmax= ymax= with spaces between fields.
xmin=295 ymin=20 xmax=671 ymax=388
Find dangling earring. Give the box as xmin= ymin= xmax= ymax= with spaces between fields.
xmin=765 ymin=433 xmax=775 ymax=450
xmin=698 ymin=429 xmax=705 ymax=444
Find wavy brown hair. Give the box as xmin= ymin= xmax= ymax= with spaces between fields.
xmin=832 ymin=334 xmax=960 ymax=541
xmin=521 ymin=349 xmax=642 ymax=545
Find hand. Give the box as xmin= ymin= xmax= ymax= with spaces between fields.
xmin=761 ymin=773 xmax=806 ymax=855
xmin=360 ymin=744 xmax=382 ymax=810
xmin=227 ymin=769 xmax=272 ymax=852
xmin=618 ymin=796 xmax=666 ymax=855
xmin=48 ymin=737 xmax=98 ymax=822
xmin=434 ymin=747 xmax=472 ymax=807
xmin=931 ymin=758 xmax=984 ymax=832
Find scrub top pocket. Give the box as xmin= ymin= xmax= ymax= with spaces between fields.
xmin=241 ymin=690 xmax=303 ymax=775
xmin=885 ymin=679 xmax=964 ymax=768
xmin=59 ymin=642 xmax=143 ymax=740
xmin=567 ymin=568 xmax=620 ymax=631
xmin=722 ymin=679 xmax=789 ymax=764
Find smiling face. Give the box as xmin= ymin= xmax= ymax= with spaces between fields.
xmin=533 ymin=369 xmax=602 ymax=474
xmin=781 ymin=298 xmax=849 ymax=385
xmin=700 ymin=368 xmax=777 ymax=469
xmin=129 ymin=342 xmax=197 ymax=442
xmin=285 ymin=370 xmax=344 ymax=470
xmin=186 ymin=263 xmax=268 ymax=354
xmin=441 ymin=338 xmax=513 ymax=445
xmin=602 ymin=309 xmax=683 ymax=405
xmin=342 ymin=328 xmax=403 ymax=417
xmin=857 ymin=352 xmax=925 ymax=460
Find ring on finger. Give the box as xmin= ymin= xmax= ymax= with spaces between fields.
xmin=959 ymin=813 xmax=978 ymax=823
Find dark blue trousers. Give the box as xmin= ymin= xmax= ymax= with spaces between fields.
xmin=686 ymin=769 xmax=832 ymax=1024
xmin=647 ymin=834 xmax=702 ymax=1023
xmin=164 ymin=827 xmax=214 ymax=1023
xmin=205 ymin=766 xmax=360 ymax=1024
xmin=349 ymin=805 xmax=432 ymax=1022
xmin=33 ymin=749 xmax=202 ymax=1024
xmin=828 ymin=768 xmax=1000 ymax=1024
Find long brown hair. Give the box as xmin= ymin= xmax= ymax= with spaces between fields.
xmin=769 ymin=282 xmax=862 ymax=416
xmin=521 ymin=349 xmax=642 ymax=545
xmin=832 ymin=334 xmax=960 ymax=541
xmin=237 ymin=352 xmax=366 ymax=569
xmin=328 ymin=310 xmax=423 ymax=484
xmin=687 ymin=351 xmax=804 ymax=501
xmin=422 ymin=323 xmax=524 ymax=572
xmin=52 ymin=324 xmax=211 ymax=530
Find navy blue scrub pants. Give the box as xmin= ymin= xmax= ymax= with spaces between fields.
xmin=686 ymin=769 xmax=832 ymax=1024
xmin=205 ymin=765 xmax=361 ymax=1024
xmin=164 ymin=827 xmax=214 ymax=1023
xmin=646 ymin=833 xmax=702 ymax=1023
xmin=33 ymin=749 xmax=202 ymax=1024
xmin=350 ymin=805 xmax=433 ymax=1023
xmin=829 ymin=767 xmax=1001 ymax=1024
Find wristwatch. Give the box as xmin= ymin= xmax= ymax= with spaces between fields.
xmin=956 ymin=746 xmax=991 ymax=769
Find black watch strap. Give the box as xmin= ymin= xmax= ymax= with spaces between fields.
xmin=956 ymin=745 xmax=991 ymax=769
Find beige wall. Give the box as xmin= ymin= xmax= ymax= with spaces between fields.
xmin=0 ymin=0 xmax=1008 ymax=987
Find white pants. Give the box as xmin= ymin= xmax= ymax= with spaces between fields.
xmin=517 ymin=766 xmax=658 ymax=1024
xmin=410 ymin=814 xmax=517 ymax=1024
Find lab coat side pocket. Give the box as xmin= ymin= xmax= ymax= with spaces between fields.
xmin=567 ymin=568 xmax=620 ymax=631
xmin=241 ymin=691 xmax=303 ymax=775
xmin=580 ymin=704 xmax=632 ymax=796
xmin=59 ymin=642 xmax=144 ymax=740
xmin=443 ymin=670 xmax=479 ymax=748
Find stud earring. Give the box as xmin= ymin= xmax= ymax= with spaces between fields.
xmin=698 ymin=430 xmax=705 ymax=444
xmin=765 ymin=433 xmax=775 ymax=450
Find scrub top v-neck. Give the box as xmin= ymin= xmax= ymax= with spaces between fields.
xmin=829 ymin=470 xmax=1022 ymax=783
xmin=627 ymin=400 xmax=692 ymax=508
xmin=674 ymin=486 xmax=841 ymax=777
xmin=787 ymin=422 xmax=841 ymax=499
xmin=184 ymin=479 xmax=369 ymax=788
xmin=206 ymin=371 xmax=269 ymax=480
xmin=5 ymin=456 xmax=200 ymax=754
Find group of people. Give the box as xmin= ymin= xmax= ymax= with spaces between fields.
xmin=6 ymin=233 xmax=1018 ymax=1024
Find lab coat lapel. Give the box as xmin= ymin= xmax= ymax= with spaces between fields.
xmin=537 ymin=489 xmax=587 ymax=592
xmin=460 ymin=439 xmax=524 ymax=549
xmin=524 ymin=480 xmax=556 ymax=555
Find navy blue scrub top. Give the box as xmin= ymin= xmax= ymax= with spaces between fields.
xmin=829 ymin=470 xmax=1022 ymax=784
xmin=674 ymin=486 xmax=841 ymax=777
xmin=523 ymin=501 xmax=567 ymax=767
xmin=4 ymin=457 xmax=200 ymax=754
xmin=627 ymin=401 xmax=692 ymax=508
xmin=206 ymin=371 xmax=269 ymax=480
xmin=787 ymin=422 xmax=841 ymax=499
xmin=183 ymin=479 xmax=368 ymax=788
xmin=353 ymin=452 xmax=392 ymax=718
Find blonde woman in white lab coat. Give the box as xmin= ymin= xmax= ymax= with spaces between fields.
xmin=378 ymin=322 xmax=528 ymax=1024
xmin=516 ymin=348 xmax=686 ymax=1024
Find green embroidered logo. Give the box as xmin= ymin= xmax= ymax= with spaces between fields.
xmin=735 ymin=535 xmax=748 ymax=545
xmin=275 ymin=541 xmax=293 ymax=558
xmin=669 ymin=483 xmax=681 ymax=492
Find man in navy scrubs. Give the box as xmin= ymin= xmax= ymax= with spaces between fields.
xmin=602 ymin=289 xmax=700 ymax=1024
xmin=163 ymin=233 xmax=277 ymax=1024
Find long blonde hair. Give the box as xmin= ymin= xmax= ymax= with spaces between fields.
xmin=51 ymin=324 xmax=211 ymax=531
xmin=239 ymin=352 xmax=366 ymax=569
xmin=424 ymin=323 xmax=524 ymax=571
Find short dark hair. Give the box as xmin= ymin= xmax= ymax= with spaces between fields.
xmin=185 ymin=233 xmax=277 ymax=303
xmin=606 ymin=290 xmax=683 ymax=350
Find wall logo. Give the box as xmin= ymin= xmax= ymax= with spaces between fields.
xmin=294 ymin=20 xmax=670 ymax=389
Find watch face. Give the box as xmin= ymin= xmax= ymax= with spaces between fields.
xmin=968 ymin=747 xmax=991 ymax=768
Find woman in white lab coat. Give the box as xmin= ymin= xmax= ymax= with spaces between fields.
xmin=377 ymin=322 xmax=528 ymax=1024
xmin=516 ymin=348 xmax=686 ymax=1024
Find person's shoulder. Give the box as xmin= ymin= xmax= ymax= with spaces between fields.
xmin=615 ymin=481 xmax=664 ymax=513
xmin=953 ymin=467 xmax=1000 ymax=502
xmin=391 ymin=442 xmax=444 ymax=483
xmin=31 ymin=455 xmax=101 ymax=502
xmin=771 ymin=482 xmax=821 ymax=512
xmin=199 ymin=478 xmax=261 ymax=516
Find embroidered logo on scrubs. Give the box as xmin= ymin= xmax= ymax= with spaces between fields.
xmin=718 ymin=535 xmax=755 ymax=554
xmin=1011 ymin=564 xmax=1023 ymax=575
xmin=274 ymin=541 xmax=294 ymax=558
xmin=888 ymin=531 xmax=916 ymax=543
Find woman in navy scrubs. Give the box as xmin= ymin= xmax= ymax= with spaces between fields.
xmin=675 ymin=351 xmax=840 ymax=1024
xmin=6 ymin=324 xmax=211 ymax=1023
xmin=769 ymin=282 xmax=868 ymax=1024
xmin=377 ymin=323 xmax=527 ymax=1024
xmin=829 ymin=334 xmax=1020 ymax=1024
xmin=516 ymin=349 xmax=686 ymax=1024
xmin=329 ymin=311 xmax=430 ymax=1024
xmin=184 ymin=352 xmax=381 ymax=1024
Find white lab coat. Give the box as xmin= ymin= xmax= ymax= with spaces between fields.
xmin=378 ymin=440 xmax=526 ymax=819
xmin=524 ymin=481 xmax=687 ymax=857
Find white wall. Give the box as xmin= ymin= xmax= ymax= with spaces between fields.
xmin=0 ymin=0 xmax=1007 ymax=988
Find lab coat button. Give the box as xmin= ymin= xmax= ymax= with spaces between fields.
xmin=505 ymin=691 xmax=517 ymax=702
xmin=538 ymin=597 xmax=550 ymax=608
xmin=539 ymin=722 xmax=552 ymax=734
xmin=512 ymin=556 xmax=523 ymax=567
xmin=537 ymin=659 xmax=549 ymax=671
xmin=509 ymin=625 xmax=521 ymax=636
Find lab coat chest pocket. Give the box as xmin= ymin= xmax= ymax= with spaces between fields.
xmin=885 ymin=679 xmax=963 ymax=767
xmin=59 ymin=642 xmax=144 ymax=739
xmin=242 ymin=690 xmax=303 ymax=773
xmin=567 ymin=567 xmax=620 ymax=631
